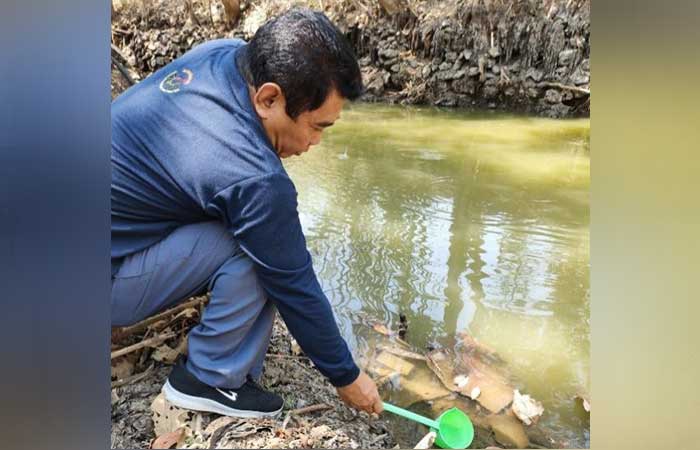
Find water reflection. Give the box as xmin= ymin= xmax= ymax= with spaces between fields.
xmin=285 ymin=103 xmax=590 ymax=445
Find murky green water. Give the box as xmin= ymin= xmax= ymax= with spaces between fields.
xmin=284 ymin=103 xmax=590 ymax=447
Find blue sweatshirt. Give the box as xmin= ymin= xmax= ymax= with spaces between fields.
xmin=111 ymin=39 xmax=359 ymax=387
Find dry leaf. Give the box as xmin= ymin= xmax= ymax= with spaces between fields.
xmin=290 ymin=338 xmax=302 ymax=356
xmin=204 ymin=416 xmax=237 ymax=435
xmin=151 ymin=344 xmax=178 ymax=364
xmin=151 ymin=427 xmax=184 ymax=449
xmin=151 ymin=393 xmax=192 ymax=436
xmin=173 ymin=307 xmax=198 ymax=321
xmin=111 ymin=357 xmax=135 ymax=380
xmin=575 ymin=394 xmax=591 ymax=412
xmin=512 ymin=389 xmax=544 ymax=425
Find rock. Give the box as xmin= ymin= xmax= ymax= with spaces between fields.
xmin=436 ymin=95 xmax=457 ymax=107
xmin=558 ymin=49 xmax=576 ymax=66
xmin=581 ymin=58 xmax=590 ymax=71
xmin=570 ymin=68 xmax=590 ymax=85
xmin=390 ymin=63 xmax=400 ymax=73
xmin=452 ymin=59 xmax=463 ymax=71
xmin=525 ymin=68 xmax=544 ymax=82
xmin=527 ymin=87 xmax=540 ymax=98
xmin=487 ymin=415 xmax=529 ymax=449
xmin=358 ymin=56 xmax=371 ymax=66
xmin=468 ymin=67 xmax=480 ymax=77
xmin=545 ymin=103 xmax=571 ymax=118
xmin=544 ymin=89 xmax=562 ymax=104
xmin=422 ymin=65 xmax=432 ymax=77
xmin=488 ymin=46 xmax=501 ymax=58
xmin=462 ymin=49 xmax=473 ymax=61
xmin=492 ymin=65 xmax=501 ymax=75
xmin=453 ymin=77 xmax=476 ymax=95
xmin=382 ymin=57 xmax=399 ymax=69
xmin=555 ymin=66 xmax=569 ymax=78
xmin=436 ymin=70 xmax=455 ymax=81
xmin=446 ymin=51 xmax=458 ymax=62
xmin=483 ymin=84 xmax=500 ymax=99
xmin=378 ymin=48 xmax=399 ymax=60
xmin=439 ymin=61 xmax=451 ymax=71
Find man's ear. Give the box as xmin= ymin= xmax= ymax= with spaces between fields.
xmin=252 ymin=83 xmax=285 ymax=119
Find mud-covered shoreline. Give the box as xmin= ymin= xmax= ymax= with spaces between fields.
xmin=111 ymin=0 xmax=590 ymax=118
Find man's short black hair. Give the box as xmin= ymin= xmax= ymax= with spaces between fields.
xmin=237 ymin=7 xmax=363 ymax=119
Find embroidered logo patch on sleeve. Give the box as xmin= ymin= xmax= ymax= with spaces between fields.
xmin=159 ymin=69 xmax=194 ymax=94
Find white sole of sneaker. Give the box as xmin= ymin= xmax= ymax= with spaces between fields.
xmin=162 ymin=380 xmax=283 ymax=418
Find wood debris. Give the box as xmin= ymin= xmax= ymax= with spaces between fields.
xmin=427 ymin=349 xmax=514 ymax=413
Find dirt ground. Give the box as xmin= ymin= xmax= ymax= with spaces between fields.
xmin=111 ymin=309 xmax=398 ymax=449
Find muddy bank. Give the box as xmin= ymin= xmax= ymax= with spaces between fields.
xmin=111 ymin=0 xmax=589 ymax=117
xmin=111 ymin=296 xmax=397 ymax=448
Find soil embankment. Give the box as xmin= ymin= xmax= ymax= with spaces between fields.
xmin=111 ymin=0 xmax=590 ymax=117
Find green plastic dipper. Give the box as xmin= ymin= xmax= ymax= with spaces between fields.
xmin=382 ymin=402 xmax=474 ymax=449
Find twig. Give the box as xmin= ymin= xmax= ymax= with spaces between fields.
xmin=289 ymin=403 xmax=332 ymax=415
xmin=280 ymin=412 xmax=293 ymax=430
xmin=111 ymin=363 xmax=155 ymax=388
xmin=111 ymin=332 xmax=176 ymax=359
xmin=112 ymin=297 xmax=208 ymax=342
xmin=112 ymin=58 xmax=135 ymax=86
xmin=540 ymin=81 xmax=590 ymax=95
xmin=264 ymin=353 xmax=309 ymax=359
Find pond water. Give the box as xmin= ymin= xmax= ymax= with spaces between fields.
xmin=284 ymin=103 xmax=590 ymax=447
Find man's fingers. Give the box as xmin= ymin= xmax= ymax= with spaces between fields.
xmin=373 ymin=398 xmax=384 ymax=414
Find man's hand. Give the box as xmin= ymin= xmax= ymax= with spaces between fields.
xmin=336 ymin=370 xmax=383 ymax=415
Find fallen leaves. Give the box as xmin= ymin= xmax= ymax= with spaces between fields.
xmin=150 ymin=427 xmax=185 ymax=449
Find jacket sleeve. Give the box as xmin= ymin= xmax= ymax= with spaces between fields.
xmin=205 ymin=172 xmax=360 ymax=387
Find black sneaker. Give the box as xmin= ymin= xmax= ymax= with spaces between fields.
xmin=163 ymin=358 xmax=284 ymax=418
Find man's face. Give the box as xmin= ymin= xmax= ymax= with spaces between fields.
xmin=251 ymin=85 xmax=345 ymax=159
